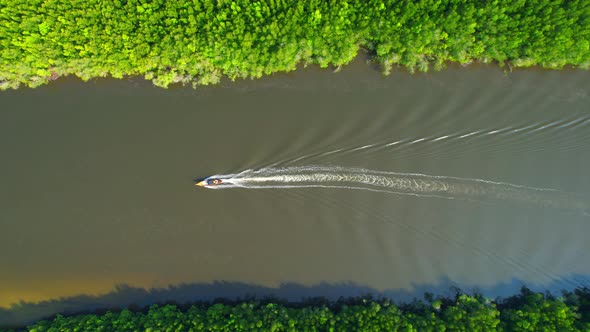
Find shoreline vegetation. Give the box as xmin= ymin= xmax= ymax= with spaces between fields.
xmin=1 ymin=0 xmax=589 ymax=90
xmin=2 ymin=287 xmax=590 ymax=331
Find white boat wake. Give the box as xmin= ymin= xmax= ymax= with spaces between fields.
xmin=202 ymin=166 xmax=588 ymax=213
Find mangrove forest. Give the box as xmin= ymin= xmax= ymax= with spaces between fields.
xmin=1 ymin=287 xmax=589 ymax=331
xmin=1 ymin=0 xmax=589 ymax=90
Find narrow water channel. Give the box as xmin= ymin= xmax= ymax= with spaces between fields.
xmin=1 ymin=59 xmax=590 ymax=325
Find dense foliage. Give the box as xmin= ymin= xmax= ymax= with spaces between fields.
xmin=1 ymin=0 xmax=589 ymax=90
xmin=2 ymin=287 xmax=590 ymax=331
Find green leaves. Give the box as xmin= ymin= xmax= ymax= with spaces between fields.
xmin=1 ymin=0 xmax=589 ymax=90
xmin=15 ymin=288 xmax=590 ymax=332
xmin=500 ymin=290 xmax=581 ymax=332
xmin=37 ymin=22 xmax=50 ymax=36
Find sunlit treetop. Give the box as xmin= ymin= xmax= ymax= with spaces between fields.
xmin=1 ymin=0 xmax=589 ymax=89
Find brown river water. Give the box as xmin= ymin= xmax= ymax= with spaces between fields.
xmin=1 ymin=59 xmax=590 ymax=325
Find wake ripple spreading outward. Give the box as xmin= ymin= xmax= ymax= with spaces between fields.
xmin=271 ymin=115 xmax=590 ymax=167
xmin=203 ymin=166 xmax=588 ymax=213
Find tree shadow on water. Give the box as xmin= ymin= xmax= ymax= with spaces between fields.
xmin=2 ymin=275 xmax=589 ymax=328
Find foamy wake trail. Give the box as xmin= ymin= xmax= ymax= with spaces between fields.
xmin=207 ymin=166 xmax=588 ymax=212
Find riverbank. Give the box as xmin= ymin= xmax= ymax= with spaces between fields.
xmin=2 ymin=287 xmax=589 ymax=331
xmin=1 ymin=0 xmax=589 ymax=90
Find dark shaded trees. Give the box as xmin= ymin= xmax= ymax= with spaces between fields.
xmin=7 ymin=287 xmax=589 ymax=331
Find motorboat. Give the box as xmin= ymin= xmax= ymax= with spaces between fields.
xmin=195 ymin=178 xmax=223 ymax=187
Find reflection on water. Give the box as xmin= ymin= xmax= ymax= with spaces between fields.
xmin=1 ymin=60 xmax=590 ymax=326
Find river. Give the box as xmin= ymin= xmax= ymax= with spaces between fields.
xmin=1 ymin=59 xmax=590 ymax=326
